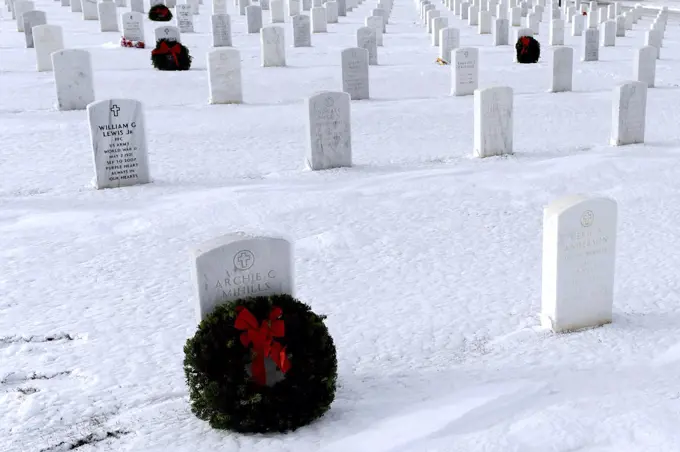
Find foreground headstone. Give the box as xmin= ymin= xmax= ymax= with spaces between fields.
xmin=473 ymin=86 xmax=513 ymax=157
xmin=634 ymin=46 xmax=656 ymax=88
xmin=451 ymin=47 xmax=478 ymax=96
xmin=156 ymin=25 xmax=181 ymax=42
xmin=311 ymin=7 xmax=326 ymax=32
xmin=261 ymin=26 xmax=286 ymax=67
xmin=610 ymin=81 xmax=647 ymax=146
xmin=341 ymin=47 xmax=369 ymax=100
xmin=357 ymin=26 xmax=377 ymax=65
xmin=551 ymin=46 xmax=572 ymax=92
xmin=176 ymin=4 xmax=194 ymax=32
xmin=208 ymin=48 xmax=243 ymax=104
xmin=581 ymin=27 xmax=598 ymax=61
xmin=292 ymin=14 xmax=311 ymax=46
xmin=541 ymin=195 xmax=617 ymax=333
xmin=211 ymin=14 xmax=231 ymax=46
xmin=440 ymin=27 xmax=460 ymax=61
xmin=22 ymin=10 xmax=46 ymax=48
xmin=305 ymin=91 xmax=352 ymax=170
xmin=33 ymin=24 xmax=64 ymax=72
xmin=87 ymin=99 xmax=151 ymax=190
xmin=52 ymin=49 xmax=95 ymax=111
xmin=191 ymin=233 xmax=294 ymax=322
xmin=98 ymin=2 xmax=119 ymax=32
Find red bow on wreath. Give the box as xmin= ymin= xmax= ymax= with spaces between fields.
xmin=582 ymin=11 xmax=587 ymax=15
xmin=519 ymin=37 xmax=531 ymax=55
xmin=152 ymin=41 xmax=182 ymax=67
xmin=234 ymin=306 xmax=291 ymax=386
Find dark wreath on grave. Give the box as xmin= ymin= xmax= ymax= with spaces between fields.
xmin=151 ymin=38 xmax=192 ymax=71
xmin=516 ymin=36 xmax=540 ymax=64
xmin=183 ymin=294 xmax=338 ymax=433
xmin=148 ymin=4 xmax=173 ymax=21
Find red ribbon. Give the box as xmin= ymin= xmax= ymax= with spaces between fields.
xmin=582 ymin=11 xmax=587 ymax=15
xmin=152 ymin=41 xmax=182 ymax=67
xmin=519 ymin=36 xmax=530 ymax=55
xmin=234 ymin=306 xmax=291 ymax=386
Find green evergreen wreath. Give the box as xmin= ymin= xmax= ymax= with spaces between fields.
xmin=183 ymin=294 xmax=338 ymax=433
xmin=151 ymin=38 xmax=192 ymax=71
xmin=516 ymin=35 xmax=541 ymax=64
xmin=148 ymin=4 xmax=173 ymax=21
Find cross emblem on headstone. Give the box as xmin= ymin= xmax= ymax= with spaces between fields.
xmin=238 ymin=253 xmax=250 ymax=267
xmin=110 ymin=104 xmax=120 ymax=117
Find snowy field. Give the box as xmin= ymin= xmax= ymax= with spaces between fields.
xmin=4 ymin=0 xmax=680 ymax=450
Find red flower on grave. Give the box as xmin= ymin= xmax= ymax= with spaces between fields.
xmin=234 ymin=306 xmax=291 ymax=386
xmin=519 ymin=36 xmax=531 ymax=55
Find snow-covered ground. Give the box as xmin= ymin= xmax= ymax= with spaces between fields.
xmin=4 ymin=0 xmax=680 ymax=450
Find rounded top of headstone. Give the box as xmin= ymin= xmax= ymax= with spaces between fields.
xmin=192 ymin=232 xmax=292 ymax=258
xmin=544 ymin=194 xmax=617 ymax=219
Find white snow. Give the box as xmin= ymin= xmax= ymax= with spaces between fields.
xmin=3 ymin=0 xmax=680 ymax=451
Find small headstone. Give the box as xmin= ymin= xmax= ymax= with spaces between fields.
xmin=365 ymin=16 xmax=383 ymax=46
xmin=271 ymin=0 xmax=284 ymax=22
xmin=292 ymin=14 xmax=311 ymax=46
xmin=514 ymin=27 xmax=532 ymax=42
xmin=425 ymin=9 xmax=440 ymax=34
xmin=473 ymin=86 xmax=513 ymax=158
xmin=33 ymin=24 xmax=64 ymax=72
xmin=645 ymin=30 xmax=661 ymax=60
xmin=541 ymin=195 xmax=618 ymax=333
xmin=70 ymin=0 xmax=82 ymax=13
xmin=14 ymin=0 xmax=34 ymax=32
xmin=496 ymin=3 xmax=507 ymax=19
xmin=98 ymin=2 xmax=118 ymax=32
xmin=478 ymin=10 xmax=491 ymax=33
xmin=246 ymin=5 xmax=263 ymax=33
xmin=211 ymin=14 xmax=231 ymax=46
xmin=311 ymin=6 xmax=326 ymax=32
xmin=587 ymin=9 xmax=597 ymax=28
xmin=581 ymin=27 xmax=598 ymax=61
xmin=213 ymin=0 xmax=227 ymax=13
xmin=81 ymin=0 xmax=98 ymax=20
xmin=510 ymin=6 xmax=521 ymax=25
xmin=122 ymin=12 xmax=145 ymax=41
xmin=208 ymin=48 xmax=243 ymax=104
xmin=61 ymin=0 xmax=71 ymax=7
xmin=440 ymin=26 xmax=460 ymax=61
xmin=550 ymin=46 xmax=572 ymax=92
xmin=468 ymin=5 xmax=478 ymax=25
xmin=130 ymin=0 xmax=143 ymax=12
xmin=87 ymin=99 xmax=151 ymax=190
xmin=261 ymin=0 xmax=270 ymax=9
xmin=176 ymin=4 xmax=194 ymax=32
xmin=615 ymin=14 xmax=624 ymax=37
xmin=336 ymin=0 xmax=346 ymax=15
xmin=461 ymin=2 xmax=469 ymax=19
xmin=341 ymin=47 xmax=369 ymax=100
xmin=373 ymin=7 xmax=387 ymax=30
xmin=325 ymin=1 xmax=338 ymax=23
xmin=493 ymin=17 xmax=508 ymax=45
xmin=610 ymin=81 xmax=647 ymax=146
xmin=526 ymin=11 xmax=539 ymax=33
xmin=188 ymin=0 xmax=200 ymax=14
xmin=571 ymin=13 xmax=583 ymax=36
xmin=432 ymin=17 xmax=448 ymax=46
xmin=261 ymin=25 xmax=286 ymax=67
xmin=305 ymin=91 xmax=352 ymax=170
xmin=155 ymin=25 xmax=181 ymax=42
xmin=302 ymin=0 xmax=311 ymax=10
xmin=357 ymin=26 xmax=377 ymax=65
xmin=624 ymin=11 xmax=633 ymax=30
xmin=239 ymin=0 xmax=249 ymax=14
xmin=52 ymin=49 xmax=95 ymax=111
xmin=549 ymin=18 xmax=564 ymax=45
xmin=114 ymin=0 xmax=126 ymax=6
xmin=451 ymin=47 xmax=478 ymax=96
xmin=601 ymin=19 xmax=615 ymax=46
xmin=22 ymin=10 xmax=46 ymax=48
xmin=191 ymin=234 xmax=294 ymax=322
xmin=288 ymin=0 xmax=300 ymax=15
xmin=634 ymin=46 xmax=656 ymax=88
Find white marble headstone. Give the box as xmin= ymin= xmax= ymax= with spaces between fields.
xmin=270 ymin=0 xmax=284 ymax=22
xmin=292 ymin=14 xmax=311 ymax=46
xmin=571 ymin=13 xmax=583 ymax=36
xmin=33 ymin=24 xmax=64 ymax=72
xmin=81 ymin=0 xmax=98 ymax=20
xmin=357 ymin=26 xmax=377 ymax=65
xmin=305 ymin=91 xmax=352 ymax=171
xmin=581 ymin=27 xmax=598 ymax=61
xmin=610 ymin=81 xmax=647 ymax=146
xmin=601 ymin=19 xmax=615 ymax=46
xmin=52 ymin=49 xmax=95 ymax=111
xmin=311 ymin=6 xmax=326 ymax=32
xmin=208 ymin=48 xmax=243 ymax=104
xmin=493 ymin=17 xmax=508 ymax=45
xmin=98 ymin=2 xmax=119 ymax=32
xmin=70 ymin=0 xmax=82 ymax=13
xmin=155 ymin=25 xmax=181 ymax=42
xmin=191 ymin=233 xmax=294 ymax=322
xmin=473 ymin=86 xmax=513 ymax=157
xmin=239 ymin=0 xmax=249 ymax=14
xmin=468 ymin=4 xmax=478 ymax=25
xmin=15 ymin=0 xmax=34 ymax=31
xmin=550 ymin=46 xmax=572 ymax=92
xmin=22 ymin=10 xmax=46 ymax=48
xmin=451 ymin=47 xmax=478 ymax=96
xmin=510 ymin=6 xmax=521 ymax=25
xmin=341 ymin=47 xmax=369 ymax=100
xmin=634 ymin=46 xmax=656 ymax=88
xmin=213 ymin=0 xmax=227 ymax=13
xmin=261 ymin=25 xmax=286 ymax=67
xmin=325 ymin=0 xmax=338 ymax=23
xmin=87 ymin=99 xmax=151 ymax=190
xmin=432 ymin=17 xmax=448 ymax=46
xmin=644 ymin=30 xmax=661 ymax=60
xmin=549 ymin=18 xmax=564 ymax=45
xmin=130 ymin=0 xmax=143 ymax=12
xmin=176 ymin=4 xmax=194 ymax=32
xmin=440 ymin=26 xmax=460 ymax=60
xmin=478 ymin=10 xmax=491 ymax=33
xmin=541 ymin=195 xmax=617 ymax=333
xmin=365 ymin=16 xmax=383 ymax=46
xmin=211 ymin=14 xmax=231 ymax=46
xmin=288 ymin=0 xmax=300 ymax=15
xmin=122 ymin=12 xmax=145 ymax=41
xmin=246 ymin=5 xmax=263 ymax=33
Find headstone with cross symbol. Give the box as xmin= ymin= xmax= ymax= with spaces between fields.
xmin=305 ymin=91 xmax=352 ymax=170
xmin=87 ymin=99 xmax=151 ymax=189
xmin=191 ymin=233 xmax=294 ymax=322
xmin=541 ymin=194 xmax=618 ymax=333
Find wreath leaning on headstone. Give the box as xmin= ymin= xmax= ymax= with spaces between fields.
xmin=151 ymin=38 xmax=192 ymax=71
xmin=183 ymin=294 xmax=338 ymax=433
xmin=148 ymin=4 xmax=173 ymax=21
xmin=515 ymin=36 xmax=541 ymax=64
